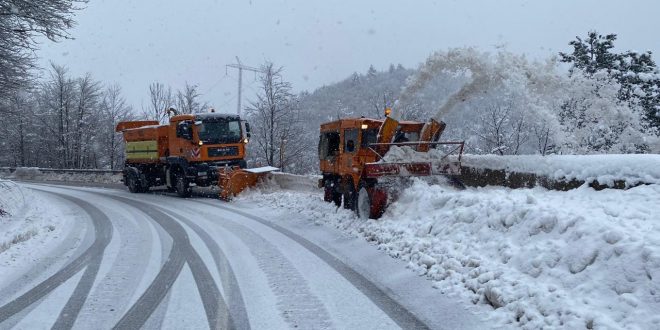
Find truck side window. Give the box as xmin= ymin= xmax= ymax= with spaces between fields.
xmin=344 ymin=128 xmax=358 ymax=153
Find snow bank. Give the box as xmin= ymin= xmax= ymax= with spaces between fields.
xmin=239 ymin=180 xmax=660 ymax=329
xmin=254 ymin=172 xmax=320 ymax=193
xmin=0 ymin=181 xmax=52 ymax=256
xmin=0 ymin=182 xmax=78 ymax=289
xmin=461 ymin=154 xmax=660 ymax=186
xmin=0 ymin=180 xmax=24 ymax=218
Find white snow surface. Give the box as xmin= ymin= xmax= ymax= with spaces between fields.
xmin=380 ymin=146 xmax=446 ymax=163
xmin=239 ymin=177 xmax=660 ymax=329
xmin=460 ymin=154 xmax=660 ymax=186
xmin=0 ymin=181 xmax=75 ymax=288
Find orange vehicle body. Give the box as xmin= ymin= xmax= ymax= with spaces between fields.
xmin=319 ymin=115 xmax=463 ymax=219
xmin=319 ymin=117 xmax=427 ymax=193
xmin=116 ymin=113 xmax=251 ymax=197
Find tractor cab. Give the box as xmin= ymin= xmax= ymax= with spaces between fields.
xmin=319 ymin=117 xmax=426 ymax=177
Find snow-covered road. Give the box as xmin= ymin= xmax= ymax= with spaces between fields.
xmin=0 ymin=183 xmax=483 ymax=329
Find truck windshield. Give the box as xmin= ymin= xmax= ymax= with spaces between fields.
xmin=197 ymin=120 xmax=242 ymax=144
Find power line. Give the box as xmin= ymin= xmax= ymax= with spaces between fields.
xmin=226 ymin=56 xmax=263 ymax=116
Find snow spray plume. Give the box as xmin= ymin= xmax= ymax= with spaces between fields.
xmin=395 ymin=48 xmax=505 ymax=120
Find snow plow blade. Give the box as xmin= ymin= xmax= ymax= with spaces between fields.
xmin=217 ymin=166 xmax=279 ymax=200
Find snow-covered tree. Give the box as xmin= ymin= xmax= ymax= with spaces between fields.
xmin=99 ymin=84 xmax=133 ymax=169
xmin=0 ymin=0 xmax=85 ymax=102
xmin=560 ymin=31 xmax=660 ymax=132
xmin=245 ymin=62 xmax=307 ymax=172
xmin=559 ymin=70 xmax=649 ymax=153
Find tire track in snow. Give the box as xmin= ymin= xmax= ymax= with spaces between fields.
xmin=197 ymin=200 xmax=431 ymax=330
xmin=158 ymin=208 xmax=251 ymax=330
xmin=213 ymin=215 xmax=334 ymax=329
xmin=0 ymin=191 xmax=113 ymax=327
xmin=107 ymin=196 xmax=233 ymax=330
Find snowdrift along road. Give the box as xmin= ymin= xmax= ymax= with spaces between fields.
xmin=240 ymin=167 xmax=660 ymax=329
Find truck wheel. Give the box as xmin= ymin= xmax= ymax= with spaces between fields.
xmin=332 ymin=191 xmax=342 ymax=207
xmin=323 ymin=185 xmax=333 ymax=203
xmin=127 ymin=174 xmax=140 ymax=193
xmin=343 ymin=184 xmax=356 ymax=210
xmin=175 ymin=175 xmax=192 ymax=198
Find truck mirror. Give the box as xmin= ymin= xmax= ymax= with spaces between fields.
xmin=177 ymin=121 xmax=193 ymax=140
xmin=245 ymin=122 xmax=251 ymax=138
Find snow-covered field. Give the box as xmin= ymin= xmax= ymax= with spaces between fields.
xmin=240 ymin=177 xmax=660 ymax=329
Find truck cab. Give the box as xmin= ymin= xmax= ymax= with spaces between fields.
xmin=168 ymin=113 xmax=250 ymax=167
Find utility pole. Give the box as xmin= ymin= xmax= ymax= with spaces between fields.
xmin=226 ymin=57 xmax=262 ymax=116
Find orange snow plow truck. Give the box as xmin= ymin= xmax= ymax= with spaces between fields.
xmin=115 ymin=112 xmax=276 ymax=199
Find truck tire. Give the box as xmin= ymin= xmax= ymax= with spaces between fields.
xmin=175 ymin=175 xmax=192 ymax=198
xmin=343 ymin=183 xmax=356 ymax=210
xmin=127 ymin=173 xmax=140 ymax=193
xmin=323 ymin=179 xmax=342 ymax=206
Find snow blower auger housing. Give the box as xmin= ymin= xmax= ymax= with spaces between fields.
xmin=318 ymin=113 xmax=464 ymax=219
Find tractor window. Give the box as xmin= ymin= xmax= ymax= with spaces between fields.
xmin=394 ymin=130 xmax=420 ymax=143
xmin=361 ymin=128 xmax=378 ymax=148
xmin=319 ymin=131 xmax=340 ymax=160
xmin=344 ymin=128 xmax=358 ymax=153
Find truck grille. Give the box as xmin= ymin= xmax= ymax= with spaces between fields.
xmin=208 ymin=146 xmax=239 ymax=157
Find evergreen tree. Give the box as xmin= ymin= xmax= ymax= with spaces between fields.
xmin=559 ymin=31 xmax=619 ymax=75
xmin=367 ymin=65 xmax=377 ymax=78
xmin=560 ymin=31 xmax=660 ymax=133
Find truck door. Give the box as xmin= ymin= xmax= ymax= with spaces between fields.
xmin=343 ymin=128 xmax=358 ymax=170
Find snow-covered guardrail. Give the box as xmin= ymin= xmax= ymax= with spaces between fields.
xmin=458 ymin=154 xmax=660 ymax=190
xmin=0 ymin=167 xmax=123 ymax=184
xmin=0 ymin=166 xmax=321 ymax=189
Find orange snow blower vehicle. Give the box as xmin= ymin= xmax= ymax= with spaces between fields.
xmin=116 ymin=110 xmax=276 ymax=199
xmin=318 ymin=109 xmax=464 ymax=219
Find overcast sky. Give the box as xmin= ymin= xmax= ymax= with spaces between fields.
xmin=36 ymin=0 xmax=659 ymax=114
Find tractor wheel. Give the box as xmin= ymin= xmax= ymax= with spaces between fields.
xmin=323 ymin=185 xmax=333 ymax=203
xmin=175 ymin=174 xmax=192 ymax=198
xmin=356 ymin=183 xmax=388 ymax=219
